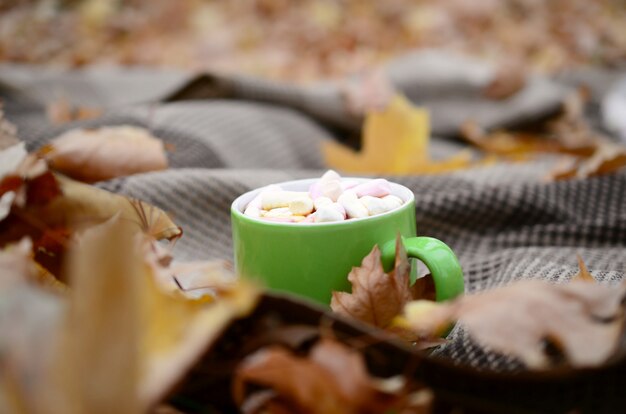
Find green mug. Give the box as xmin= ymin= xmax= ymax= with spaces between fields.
xmin=231 ymin=178 xmax=464 ymax=305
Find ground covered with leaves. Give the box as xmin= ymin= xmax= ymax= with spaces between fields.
xmin=1 ymin=0 xmax=625 ymax=81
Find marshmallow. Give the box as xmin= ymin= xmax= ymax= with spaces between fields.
xmin=360 ymin=196 xmax=390 ymax=216
xmin=338 ymin=191 xmax=369 ymax=219
xmin=248 ymin=184 xmax=282 ymax=210
xmin=313 ymin=196 xmax=333 ymax=210
xmin=261 ymin=191 xmax=314 ymax=215
xmin=319 ymin=169 xmax=343 ymax=201
xmin=314 ymin=206 xmax=345 ymax=222
xmin=383 ymin=195 xmax=403 ymax=211
xmin=353 ymin=179 xmax=392 ymax=198
xmin=243 ymin=205 xmax=262 ymax=218
xmin=263 ymin=207 xmax=292 ymax=218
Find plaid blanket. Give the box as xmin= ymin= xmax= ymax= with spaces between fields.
xmin=1 ymin=51 xmax=625 ymax=374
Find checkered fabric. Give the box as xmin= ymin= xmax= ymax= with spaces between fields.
xmin=1 ymin=53 xmax=625 ymax=374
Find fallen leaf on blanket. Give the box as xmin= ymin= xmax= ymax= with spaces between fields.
xmin=395 ymin=272 xmax=626 ymax=369
xmin=341 ymin=70 xmax=395 ymax=116
xmin=482 ymin=61 xmax=527 ymax=100
xmin=40 ymin=174 xmax=181 ymax=241
xmin=331 ymin=236 xmax=437 ymax=342
xmin=548 ymin=141 xmax=626 ymax=181
xmin=36 ymin=217 xmax=259 ymax=413
xmin=323 ymin=95 xmax=472 ymax=174
xmin=0 ymin=103 xmax=19 ymax=150
xmin=1 ymin=147 xmax=180 ymax=278
xmin=460 ymin=120 xmax=598 ymax=161
xmin=233 ymin=337 xmax=432 ymax=414
xmin=46 ymin=98 xmax=103 ymax=125
xmin=40 ymin=125 xmax=168 ymax=183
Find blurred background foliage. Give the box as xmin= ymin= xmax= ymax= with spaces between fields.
xmin=0 ymin=0 xmax=624 ymax=82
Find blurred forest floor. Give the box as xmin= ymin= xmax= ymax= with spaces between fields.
xmin=0 ymin=0 xmax=624 ymax=82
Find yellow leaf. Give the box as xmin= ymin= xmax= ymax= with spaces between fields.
xmin=44 ymin=218 xmax=259 ymax=414
xmin=323 ymin=95 xmax=472 ymax=174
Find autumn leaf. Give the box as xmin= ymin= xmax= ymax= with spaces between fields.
xmin=40 ymin=217 xmax=260 ymax=414
xmin=39 ymin=174 xmax=181 ymax=241
xmin=233 ymin=338 xmax=432 ymax=414
xmin=395 ymin=261 xmax=626 ymax=369
xmin=548 ymin=141 xmax=626 ymax=181
xmin=40 ymin=125 xmax=168 ymax=183
xmin=323 ymin=95 xmax=472 ymax=174
xmin=331 ymin=237 xmax=436 ymax=342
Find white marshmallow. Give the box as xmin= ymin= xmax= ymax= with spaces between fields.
xmin=383 ymin=195 xmax=403 ymax=211
xmin=244 ymin=205 xmax=262 ymax=218
xmin=360 ymin=196 xmax=390 ymax=216
xmin=261 ymin=191 xmax=311 ymax=210
xmin=288 ymin=196 xmax=314 ymax=215
xmin=313 ymin=206 xmax=345 ymax=222
xmin=313 ymin=196 xmax=333 ymax=210
xmin=321 ymin=179 xmax=343 ymax=201
xmin=321 ymin=170 xmax=341 ymax=182
xmin=263 ymin=207 xmax=292 ymax=218
xmin=338 ymin=191 xmax=369 ymax=219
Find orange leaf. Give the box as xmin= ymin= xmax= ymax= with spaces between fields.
xmin=41 ymin=125 xmax=168 ymax=183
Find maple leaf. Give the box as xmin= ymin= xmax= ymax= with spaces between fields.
xmin=40 ymin=125 xmax=168 ymax=183
xmin=323 ymin=95 xmax=472 ymax=174
xmin=331 ymin=237 xmax=436 ymax=336
xmin=233 ymin=337 xmax=432 ymax=414
xmin=395 ymin=258 xmax=626 ymax=369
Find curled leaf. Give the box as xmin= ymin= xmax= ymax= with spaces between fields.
xmin=233 ymin=338 xmax=430 ymax=414
xmin=39 ymin=175 xmax=181 ymax=241
xmin=396 ymin=277 xmax=626 ymax=369
xmin=41 ymin=125 xmax=168 ymax=183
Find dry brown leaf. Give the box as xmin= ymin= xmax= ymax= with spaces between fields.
xmin=396 ymin=275 xmax=626 ymax=369
xmin=331 ymin=237 xmax=438 ymax=345
xmin=233 ymin=338 xmax=431 ymax=414
xmin=40 ymin=125 xmax=168 ymax=183
xmin=46 ymin=98 xmax=102 ymax=125
xmin=331 ymin=238 xmax=412 ymax=329
xmin=324 ymin=95 xmax=473 ymax=174
xmin=39 ymin=174 xmax=181 ymax=241
xmin=42 ymin=217 xmax=259 ymax=413
xmin=548 ymin=141 xmax=626 ymax=181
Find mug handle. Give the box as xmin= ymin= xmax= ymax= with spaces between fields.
xmin=380 ymin=236 xmax=464 ymax=302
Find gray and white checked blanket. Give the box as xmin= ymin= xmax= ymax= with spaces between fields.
xmin=1 ymin=51 xmax=625 ymax=374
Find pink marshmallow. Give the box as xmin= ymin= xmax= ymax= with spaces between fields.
xmin=353 ymin=179 xmax=392 ymax=198
xmin=309 ymin=182 xmax=323 ymax=199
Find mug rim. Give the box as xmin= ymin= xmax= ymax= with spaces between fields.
xmin=231 ymin=177 xmax=415 ymax=228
